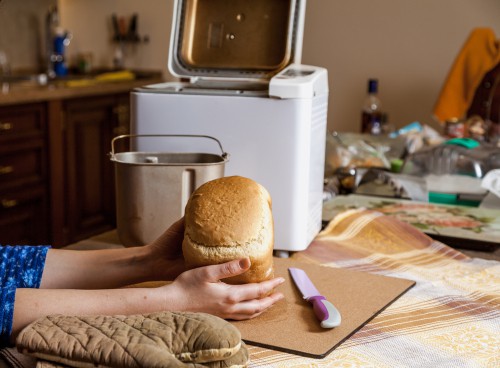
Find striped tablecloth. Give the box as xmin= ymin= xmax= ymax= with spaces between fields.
xmin=248 ymin=209 xmax=500 ymax=368
xmin=1 ymin=209 xmax=498 ymax=367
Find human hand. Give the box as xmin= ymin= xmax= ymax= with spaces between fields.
xmin=165 ymin=258 xmax=285 ymax=320
xmin=146 ymin=217 xmax=186 ymax=280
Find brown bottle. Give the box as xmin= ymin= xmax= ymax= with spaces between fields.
xmin=361 ymin=79 xmax=383 ymax=135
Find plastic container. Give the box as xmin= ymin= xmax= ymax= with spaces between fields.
xmin=401 ymin=139 xmax=500 ymax=206
xmin=110 ymin=134 xmax=228 ymax=247
xmin=401 ymin=139 xmax=500 ymax=179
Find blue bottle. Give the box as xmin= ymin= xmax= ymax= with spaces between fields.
xmin=53 ymin=28 xmax=69 ymax=76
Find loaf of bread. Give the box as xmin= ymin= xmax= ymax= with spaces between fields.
xmin=182 ymin=176 xmax=274 ymax=284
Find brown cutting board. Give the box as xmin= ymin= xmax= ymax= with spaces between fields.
xmin=232 ymin=257 xmax=415 ymax=358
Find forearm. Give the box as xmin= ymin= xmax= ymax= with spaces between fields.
xmin=40 ymin=246 xmax=179 ymax=289
xmin=10 ymin=259 xmax=285 ymax=345
xmin=11 ymin=287 xmax=165 ymax=343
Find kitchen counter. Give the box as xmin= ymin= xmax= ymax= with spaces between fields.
xmin=0 ymin=70 xmax=164 ymax=106
xmin=0 ymin=70 xmax=164 ymax=247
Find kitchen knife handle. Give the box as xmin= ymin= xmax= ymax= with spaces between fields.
xmin=308 ymin=296 xmax=342 ymax=328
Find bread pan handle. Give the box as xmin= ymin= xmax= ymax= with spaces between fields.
xmin=110 ymin=134 xmax=229 ymax=160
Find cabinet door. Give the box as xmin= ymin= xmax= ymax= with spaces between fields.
xmin=63 ymin=95 xmax=128 ymax=244
xmin=0 ymin=102 xmax=49 ymax=245
xmin=0 ymin=186 xmax=48 ymax=245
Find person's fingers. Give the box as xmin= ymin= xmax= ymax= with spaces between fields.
xmin=150 ymin=217 xmax=185 ymax=257
xmin=223 ymin=292 xmax=285 ymax=320
xmin=161 ymin=217 xmax=185 ymax=244
xmin=195 ymin=258 xmax=251 ymax=283
xmin=225 ymin=277 xmax=285 ymax=303
xmin=167 ymin=217 xmax=185 ymax=236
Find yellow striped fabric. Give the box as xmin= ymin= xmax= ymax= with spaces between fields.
xmin=248 ymin=209 xmax=500 ymax=368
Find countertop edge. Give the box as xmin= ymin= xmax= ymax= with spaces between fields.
xmin=0 ymin=77 xmax=164 ymax=106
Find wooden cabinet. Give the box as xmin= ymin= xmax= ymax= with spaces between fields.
xmin=0 ymin=103 xmax=49 ymax=245
xmin=0 ymin=74 xmax=161 ymax=247
xmin=0 ymin=94 xmax=130 ymax=247
xmin=45 ymin=93 xmax=130 ymax=246
xmin=59 ymin=94 xmax=130 ymax=245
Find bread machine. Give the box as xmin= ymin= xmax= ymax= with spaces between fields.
xmin=131 ymin=0 xmax=329 ymax=255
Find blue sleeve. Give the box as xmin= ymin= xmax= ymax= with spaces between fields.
xmin=0 ymin=245 xmax=50 ymax=347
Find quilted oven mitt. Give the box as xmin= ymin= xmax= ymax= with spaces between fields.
xmin=16 ymin=311 xmax=249 ymax=368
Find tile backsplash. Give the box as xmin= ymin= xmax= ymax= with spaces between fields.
xmin=0 ymin=0 xmax=57 ymax=72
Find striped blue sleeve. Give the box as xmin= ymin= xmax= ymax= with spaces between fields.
xmin=0 ymin=245 xmax=50 ymax=347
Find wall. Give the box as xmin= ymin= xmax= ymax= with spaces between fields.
xmin=301 ymin=0 xmax=500 ymax=132
xmin=58 ymin=0 xmax=174 ymax=74
xmin=3 ymin=0 xmax=500 ymax=133
xmin=0 ymin=0 xmax=57 ymax=71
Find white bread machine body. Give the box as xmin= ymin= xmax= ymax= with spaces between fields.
xmin=131 ymin=65 xmax=328 ymax=253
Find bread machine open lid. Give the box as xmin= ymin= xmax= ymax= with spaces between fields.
xmin=168 ymin=0 xmax=306 ymax=83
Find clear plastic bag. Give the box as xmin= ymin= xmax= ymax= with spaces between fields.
xmin=324 ymin=131 xmax=405 ymax=177
xmin=401 ymin=141 xmax=500 ymax=178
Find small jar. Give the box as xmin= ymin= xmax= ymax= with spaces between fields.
xmin=335 ymin=167 xmax=357 ymax=194
xmin=465 ymin=115 xmax=488 ymax=142
xmin=444 ymin=118 xmax=465 ymax=138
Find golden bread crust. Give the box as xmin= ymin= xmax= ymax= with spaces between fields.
xmin=183 ymin=176 xmax=274 ymax=283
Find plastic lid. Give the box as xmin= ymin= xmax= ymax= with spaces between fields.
xmin=445 ymin=138 xmax=480 ymax=149
xmin=428 ymin=192 xmax=480 ymax=207
xmin=390 ymin=159 xmax=404 ymax=173
xmin=168 ymin=0 xmax=305 ymax=81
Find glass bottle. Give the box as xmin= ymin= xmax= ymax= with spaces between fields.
xmin=361 ymin=79 xmax=383 ymax=135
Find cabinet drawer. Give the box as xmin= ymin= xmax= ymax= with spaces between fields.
xmin=0 ymin=186 xmax=48 ymax=245
xmin=0 ymin=103 xmax=46 ymax=141
xmin=0 ymin=145 xmax=45 ymax=190
xmin=0 ymin=185 xmax=44 ymax=210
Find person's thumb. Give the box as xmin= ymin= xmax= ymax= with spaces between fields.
xmin=150 ymin=217 xmax=185 ymax=251
xmin=201 ymin=258 xmax=251 ymax=283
